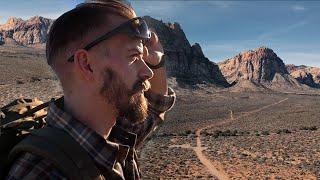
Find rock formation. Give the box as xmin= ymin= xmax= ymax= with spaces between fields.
xmin=218 ymin=47 xmax=288 ymax=83
xmin=143 ymin=16 xmax=229 ymax=87
xmin=286 ymin=64 xmax=320 ymax=88
xmin=218 ymin=47 xmax=308 ymax=91
xmin=0 ymin=16 xmax=53 ymax=46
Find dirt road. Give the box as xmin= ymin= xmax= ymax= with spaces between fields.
xmin=169 ymin=98 xmax=289 ymax=179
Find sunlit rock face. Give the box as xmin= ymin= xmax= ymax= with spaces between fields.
xmin=0 ymin=16 xmax=53 ymax=46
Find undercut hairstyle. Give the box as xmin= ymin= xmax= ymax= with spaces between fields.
xmin=46 ymin=0 xmax=135 ymax=66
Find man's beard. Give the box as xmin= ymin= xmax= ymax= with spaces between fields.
xmin=99 ymin=67 xmax=150 ymax=123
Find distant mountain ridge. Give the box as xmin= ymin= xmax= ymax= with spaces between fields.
xmin=0 ymin=16 xmax=230 ymax=87
xmin=1 ymin=16 xmax=319 ymax=91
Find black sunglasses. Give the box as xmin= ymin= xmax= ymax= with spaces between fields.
xmin=67 ymin=17 xmax=151 ymax=62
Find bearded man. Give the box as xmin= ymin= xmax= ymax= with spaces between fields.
xmin=6 ymin=0 xmax=175 ymax=179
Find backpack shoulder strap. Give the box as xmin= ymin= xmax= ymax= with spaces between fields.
xmin=9 ymin=126 xmax=101 ymax=180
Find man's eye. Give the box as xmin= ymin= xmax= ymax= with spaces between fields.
xmin=130 ymin=54 xmax=142 ymax=62
xmin=129 ymin=54 xmax=139 ymax=63
xmin=131 ymin=54 xmax=138 ymax=59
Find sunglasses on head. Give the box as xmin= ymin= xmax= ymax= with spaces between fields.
xmin=67 ymin=17 xmax=151 ymax=62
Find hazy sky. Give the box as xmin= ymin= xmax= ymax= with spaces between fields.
xmin=0 ymin=1 xmax=319 ymax=66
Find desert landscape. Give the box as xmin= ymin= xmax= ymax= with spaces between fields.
xmin=140 ymin=87 xmax=320 ymax=179
xmin=0 ymin=16 xmax=319 ymax=179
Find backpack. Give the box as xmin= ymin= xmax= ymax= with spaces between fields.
xmin=0 ymin=98 xmax=100 ymax=180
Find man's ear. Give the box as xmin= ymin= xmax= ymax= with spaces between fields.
xmin=74 ymin=49 xmax=94 ymax=81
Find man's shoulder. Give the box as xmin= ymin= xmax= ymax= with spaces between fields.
xmin=6 ymin=152 xmax=67 ymax=180
xmin=5 ymin=126 xmax=103 ymax=180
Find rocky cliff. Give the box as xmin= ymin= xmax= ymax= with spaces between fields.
xmin=286 ymin=64 xmax=320 ymax=88
xmin=143 ymin=16 xmax=229 ymax=87
xmin=0 ymin=16 xmax=53 ymax=46
xmin=218 ymin=47 xmax=307 ymax=91
xmin=218 ymin=47 xmax=289 ymax=83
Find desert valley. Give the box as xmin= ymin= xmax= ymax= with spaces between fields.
xmin=0 ymin=16 xmax=319 ymax=179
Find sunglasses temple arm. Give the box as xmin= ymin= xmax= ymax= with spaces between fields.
xmin=67 ymin=27 xmax=124 ymax=62
xmin=67 ymin=17 xmax=144 ymax=62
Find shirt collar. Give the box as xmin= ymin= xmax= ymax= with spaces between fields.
xmin=109 ymin=123 xmax=137 ymax=148
xmin=45 ymin=97 xmax=131 ymax=170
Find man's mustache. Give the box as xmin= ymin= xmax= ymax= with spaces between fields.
xmin=131 ymin=79 xmax=151 ymax=95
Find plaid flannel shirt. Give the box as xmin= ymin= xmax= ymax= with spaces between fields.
xmin=6 ymin=88 xmax=175 ymax=180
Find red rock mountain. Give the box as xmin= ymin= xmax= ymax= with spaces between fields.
xmin=286 ymin=64 xmax=320 ymax=88
xmin=0 ymin=16 xmax=53 ymax=46
xmin=218 ymin=47 xmax=308 ymax=91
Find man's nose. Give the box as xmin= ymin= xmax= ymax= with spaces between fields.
xmin=139 ymin=60 xmax=154 ymax=81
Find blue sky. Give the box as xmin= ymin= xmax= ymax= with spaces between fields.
xmin=0 ymin=1 xmax=319 ymax=67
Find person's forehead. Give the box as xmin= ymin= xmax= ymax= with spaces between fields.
xmin=87 ymin=13 xmax=142 ymax=53
xmin=108 ymin=13 xmax=131 ymax=26
xmin=110 ymin=33 xmax=142 ymax=51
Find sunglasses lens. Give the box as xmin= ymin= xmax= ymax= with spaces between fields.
xmin=131 ymin=19 xmax=151 ymax=40
xmin=139 ymin=21 xmax=151 ymax=39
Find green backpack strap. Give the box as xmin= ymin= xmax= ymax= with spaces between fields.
xmin=8 ymin=126 xmax=101 ymax=180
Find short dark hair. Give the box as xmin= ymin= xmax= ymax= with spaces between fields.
xmin=46 ymin=1 xmax=135 ymax=66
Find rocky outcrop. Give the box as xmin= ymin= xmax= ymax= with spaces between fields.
xmin=0 ymin=16 xmax=53 ymax=46
xmin=144 ymin=16 xmax=229 ymax=87
xmin=218 ymin=47 xmax=309 ymax=91
xmin=286 ymin=64 xmax=320 ymax=88
xmin=218 ymin=47 xmax=289 ymax=84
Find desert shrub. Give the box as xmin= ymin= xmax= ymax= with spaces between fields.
xmin=223 ymin=130 xmax=232 ymax=136
xmin=277 ymin=129 xmax=291 ymax=134
xmin=30 ymin=76 xmax=41 ymax=82
xmin=300 ymin=126 xmax=318 ymax=131
xmin=212 ymin=129 xmax=238 ymax=138
xmin=16 ymin=80 xmax=24 ymax=84
xmin=212 ymin=130 xmax=222 ymax=138
xmin=232 ymin=130 xmax=238 ymax=136
xmin=178 ymin=131 xmax=186 ymax=136
xmin=310 ymin=126 xmax=318 ymax=131
xmin=179 ymin=130 xmax=195 ymax=136
xmin=201 ymin=131 xmax=211 ymax=136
